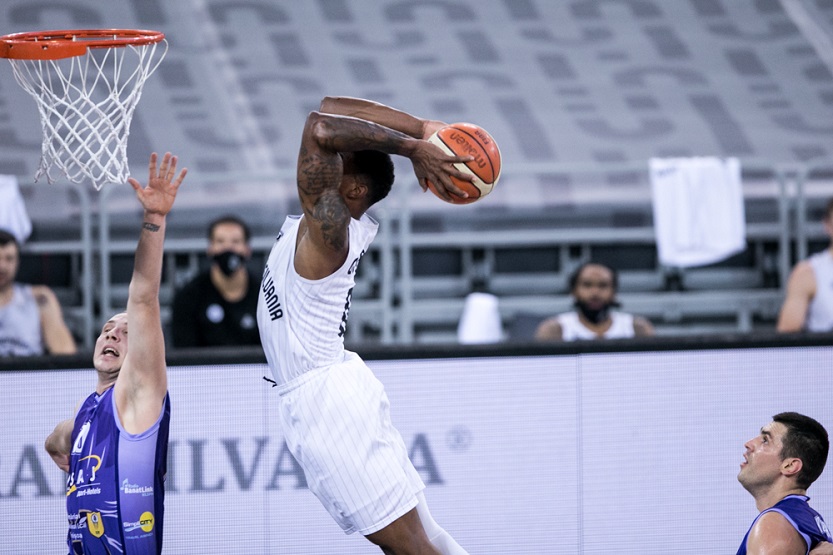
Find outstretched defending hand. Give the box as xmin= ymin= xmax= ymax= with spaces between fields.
xmin=128 ymin=152 xmax=188 ymax=216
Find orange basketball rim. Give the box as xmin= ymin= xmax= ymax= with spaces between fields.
xmin=0 ymin=29 xmax=165 ymax=60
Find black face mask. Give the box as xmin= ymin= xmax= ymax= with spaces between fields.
xmin=212 ymin=251 xmax=246 ymax=277
xmin=574 ymin=300 xmax=619 ymax=325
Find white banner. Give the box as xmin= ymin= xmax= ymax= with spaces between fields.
xmin=1 ymin=347 xmax=832 ymax=554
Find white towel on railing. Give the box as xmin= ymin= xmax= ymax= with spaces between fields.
xmin=649 ymin=157 xmax=746 ymax=268
xmin=0 ymin=175 xmax=32 ymax=243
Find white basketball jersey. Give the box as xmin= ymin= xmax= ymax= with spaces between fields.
xmin=257 ymin=214 xmax=378 ymax=387
xmin=807 ymin=250 xmax=833 ymax=332
xmin=556 ymin=310 xmax=635 ymax=341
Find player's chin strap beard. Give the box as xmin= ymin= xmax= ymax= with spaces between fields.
xmin=574 ymin=300 xmax=620 ymax=324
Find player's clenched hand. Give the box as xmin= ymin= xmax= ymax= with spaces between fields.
xmin=409 ymin=140 xmax=473 ymax=202
xmin=45 ymin=418 xmax=74 ymax=473
xmin=50 ymin=452 xmax=70 ymax=473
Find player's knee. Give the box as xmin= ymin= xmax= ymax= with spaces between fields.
xmin=365 ymin=510 xmax=440 ymax=555
xmin=368 ymin=536 xmax=438 ymax=555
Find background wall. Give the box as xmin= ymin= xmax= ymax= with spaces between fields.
xmin=2 ymin=342 xmax=832 ymax=554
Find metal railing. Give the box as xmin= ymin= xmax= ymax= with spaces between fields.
xmin=13 ymin=160 xmax=833 ymax=349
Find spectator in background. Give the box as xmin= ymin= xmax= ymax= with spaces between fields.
xmin=0 ymin=228 xmax=76 ymax=356
xmin=535 ymin=261 xmax=655 ymax=341
xmin=777 ymin=197 xmax=833 ymax=333
xmin=171 ymin=215 xmax=260 ymax=347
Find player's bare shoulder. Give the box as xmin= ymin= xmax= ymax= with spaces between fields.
xmin=30 ymin=285 xmax=58 ymax=308
xmin=748 ymin=510 xmax=808 ymax=553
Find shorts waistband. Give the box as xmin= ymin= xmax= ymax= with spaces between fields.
xmin=271 ymin=351 xmax=361 ymax=396
xmin=274 ymin=365 xmax=331 ymax=396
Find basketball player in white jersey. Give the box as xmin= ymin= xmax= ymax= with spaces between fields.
xmin=257 ymin=96 xmax=472 ymax=554
xmin=777 ymin=197 xmax=833 ymax=333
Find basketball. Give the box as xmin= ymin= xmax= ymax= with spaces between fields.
xmin=426 ymin=123 xmax=501 ymax=205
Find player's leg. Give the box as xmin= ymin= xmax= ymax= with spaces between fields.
xmin=365 ymin=507 xmax=441 ymax=555
xmin=414 ymin=491 xmax=469 ymax=554
xmin=364 ymin=491 xmax=469 ymax=555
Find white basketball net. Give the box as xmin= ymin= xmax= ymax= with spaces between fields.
xmin=7 ymin=39 xmax=167 ymax=190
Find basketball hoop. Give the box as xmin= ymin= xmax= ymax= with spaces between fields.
xmin=0 ymin=29 xmax=168 ymax=190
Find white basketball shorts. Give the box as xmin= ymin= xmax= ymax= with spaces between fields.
xmin=275 ymin=352 xmax=425 ymax=535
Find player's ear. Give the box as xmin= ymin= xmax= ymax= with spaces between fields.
xmin=345 ymin=175 xmax=368 ymax=201
xmin=781 ymin=457 xmax=803 ymax=478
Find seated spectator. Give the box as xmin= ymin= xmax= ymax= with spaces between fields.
xmin=171 ymin=215 xmax=260 ymax=347
xmin=0 ymin=229 xmax=77 ymax=356
xmin=777 ymin=197 xmax=833 ymax=333
xmin=535 ymin=261 xmax=655 ymax=341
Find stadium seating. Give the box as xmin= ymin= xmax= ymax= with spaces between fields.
xmin=4 ymin=0 xmax=833 ymax=347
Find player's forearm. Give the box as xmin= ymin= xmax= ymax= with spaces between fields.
xmin=35 ymin=288 xmax=77 ymax=354
xmin=309 ymin=111 xmax=420 ymax=159
xmin=43 ymin=322 xmax=77 ymax=355
xmin=776 ymin=296 xmax=809 ymax=332
xmin=319 ymin=96 xmax=426 ymax=139
xmin=128 ymin=213 xmax=166 ymax=306
xmin=776 ymin=313 xmax=804 ymax=332
xmin=45 ymin=418 xmax=74 ymax=457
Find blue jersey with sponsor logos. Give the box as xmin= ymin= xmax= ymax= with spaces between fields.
xmin=66 ymin=386 xmax=170 ymax=555
xmin=737 ymin=494 xmax=832 ymax=555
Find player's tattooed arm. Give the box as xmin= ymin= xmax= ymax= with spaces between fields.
xmin=307 ymin=111 xmax=415 ymax=157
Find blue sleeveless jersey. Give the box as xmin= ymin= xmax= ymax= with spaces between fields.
xmin=737 ymin=494 xmax=833 ymax=555
xmin=65 ymin=387 xmax=170 ymax=555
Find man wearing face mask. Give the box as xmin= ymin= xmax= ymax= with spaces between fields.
xmin=171 ymin=215 xmax=261 ymax=348
xmin=534 ymin=261 xmax=655 ymax=341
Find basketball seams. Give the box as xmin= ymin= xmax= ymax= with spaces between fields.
xmin=429 ymin=137 xmax=484 ymax=184
xmin=425 ymin=123 xmax=500 ymax=204
xmin=440 ymin=125 xmax=497 ymax=183
xmin=427 ymin=135 xmax=485 ymax=203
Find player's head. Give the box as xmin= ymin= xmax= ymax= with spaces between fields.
xmin=93 ymin=312 xmax=129 ymax=378
xmin=773 ymin=412 xmax=829 ymax=489
xmin=0 ymin=229 xmax=21 ymax=291
xmin=739 ymin=412 xmax=829 ymax=494
xmin=207 ymin=215 xmax=252 ymax=277
xmin=568 ymin=262 xmax=620 ymax=324
xmin=342 ymin=150 xmax=394 ymax=209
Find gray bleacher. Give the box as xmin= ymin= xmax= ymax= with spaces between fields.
xmin=2 ymin=0 xmax=833 ymax=348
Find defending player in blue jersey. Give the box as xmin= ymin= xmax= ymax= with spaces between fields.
xmin=738 ymin=412 xmax=833 ymax=555
xmin=44 ymin=153 xmax=187 ymax=555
